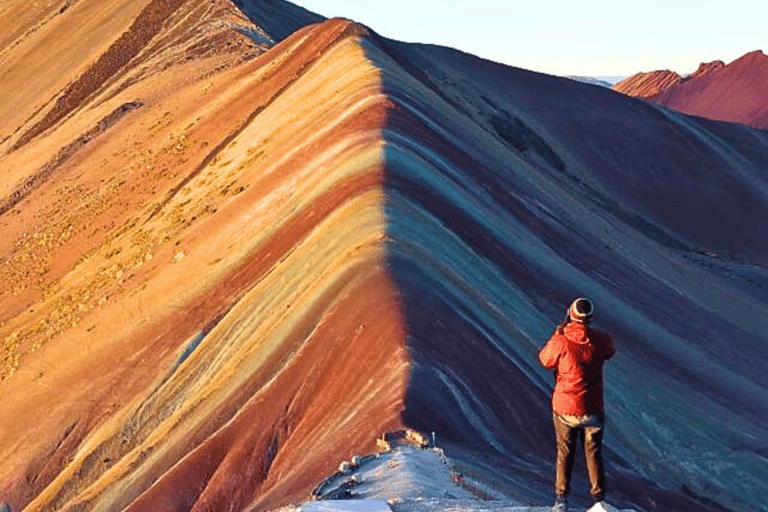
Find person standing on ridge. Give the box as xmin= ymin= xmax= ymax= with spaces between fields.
xmin=539 ymin=298 xmax=615 ymax=512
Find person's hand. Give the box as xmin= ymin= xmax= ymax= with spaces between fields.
xmin=553 ymin=312 xmax=570 ymax=335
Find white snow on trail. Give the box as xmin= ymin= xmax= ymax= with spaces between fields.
xmin=297 ymin=498 xmax=631 ymax=512
xmin=311 ymin=444 xmax=476 ymax=502
xmin=280 ymin=444 xmax=634 ymax=512
xmin=299 ymin=501 xmax=391 ymax=511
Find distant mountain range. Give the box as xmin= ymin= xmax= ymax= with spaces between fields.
xmin=613 ymin=50 xmax=768 ymax=129
xmin=566 ymin=76 xmax=626 ymax=87
xmin=565 ymin=76 xmax=613 ymax=88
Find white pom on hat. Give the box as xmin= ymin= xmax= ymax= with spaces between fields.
xmin=569 ymin=298 xmax=594 ymax=323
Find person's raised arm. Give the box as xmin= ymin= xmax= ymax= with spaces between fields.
xmin=539 ymin=334 xmax=561 ymax=370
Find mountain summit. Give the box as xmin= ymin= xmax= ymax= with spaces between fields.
xmin=1 ymin=2 xmax=767 ymax=512
xmin=614 ymin=50 xmax=768 ymax=129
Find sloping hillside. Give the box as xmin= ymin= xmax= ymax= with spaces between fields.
xmin=1 ymin=2 xmax=767 ymax=512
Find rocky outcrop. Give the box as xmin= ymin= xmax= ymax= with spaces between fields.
xmin=613 ymin=69 xmax=682 ymax=99
xmin=688 ymin=59 xmax=725 ymax=80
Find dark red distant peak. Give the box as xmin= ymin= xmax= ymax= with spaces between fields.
xmin=743 ymin=49 xmax=766 ymax=57
xmin=614 ymin=49 xmax=768 ymax=129
xmin=730 ymin=49 xmax=768 ymax=67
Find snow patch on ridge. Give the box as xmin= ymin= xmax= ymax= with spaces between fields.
xmin=282 ymin=443 xmax=635 ymax=512
xmin=311 ymin=444 xmax=476 ymax=502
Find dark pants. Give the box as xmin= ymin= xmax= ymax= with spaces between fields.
xmin=553 ymin=411 xmax=606 ymax=501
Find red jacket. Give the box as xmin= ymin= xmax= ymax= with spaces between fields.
xmin=539 ymin=322 xmax=615 ymax=416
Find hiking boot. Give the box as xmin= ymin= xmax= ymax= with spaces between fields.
xmin=552 ymin=496 xmax=568 ymax=512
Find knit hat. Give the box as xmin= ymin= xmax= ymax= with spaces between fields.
xmin=569 ymin=298 xmax=594 ymax=323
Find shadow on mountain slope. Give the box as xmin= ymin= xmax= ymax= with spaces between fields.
xmin=368 ymin=34 xmax=768 ymax=512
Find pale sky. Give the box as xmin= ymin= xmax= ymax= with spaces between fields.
xmin=293 ymin=0 xmax=766 ymax=79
